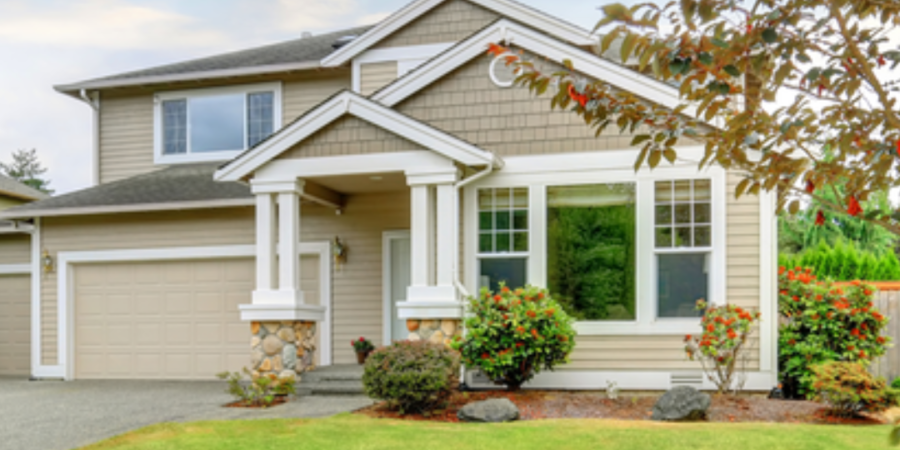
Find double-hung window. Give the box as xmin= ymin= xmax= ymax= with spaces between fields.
xmin=155 ymin=83 xmax=281 ymax=163
xmin=477 ymin=187 xmax=529 ymax=292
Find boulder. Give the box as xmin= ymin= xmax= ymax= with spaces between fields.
xmin=651 ymin=386 xmax=711 ymax=421
xmin=458 ymin=399 xmax=520 ymax=423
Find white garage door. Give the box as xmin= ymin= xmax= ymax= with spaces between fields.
xmin=74 ymin=256 xmax=321 ymax=380
xmin=0 ymin=274 xmax=30 ymax=377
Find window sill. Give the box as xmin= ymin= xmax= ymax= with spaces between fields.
xmin=574 ymin=319 xmax=701 ymax=336
xmin=155 ymin=151 xmax=243 ymax=165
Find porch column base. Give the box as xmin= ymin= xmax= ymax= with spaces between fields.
xmin=396 ymin=300 xmax=462 ymax=319
xmin=250 ymin=321 xmax=317 ymax=380
xmin=406 ymin=285 xmax=456 ymax=302
xmin=405 ymin=319 xmax=462 ymax=346
xmin=239 ymin=303 xmax=325 ymax=322
xmin=252 ymin=289 xmax=305 ymax=306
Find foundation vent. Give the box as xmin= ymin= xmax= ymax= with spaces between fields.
xmin=670 ymin=373 xmax=704 ymax=389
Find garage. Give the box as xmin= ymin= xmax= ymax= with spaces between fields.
xmin=0 ymin=274 xmax=31 ymax=377
xmin=73 ymin=256 xmax=321 ymax=380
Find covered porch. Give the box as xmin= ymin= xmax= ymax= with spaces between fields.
xmin=214 ymin=91 xmax=500 ymax=372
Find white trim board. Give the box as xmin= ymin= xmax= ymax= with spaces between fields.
xmin=382 ymin=230 xmax=411 ymax=346
xmin=52 ymin=243 xmax=332 ymax=380
xmin=214 ymin=91 xmax=499 ymax=182
xmin=372 ymin=19 xmax=690 ymax=117
xmin=0 ymin=264 xmax=31 ymax=275
xmin=321 ymin=0 xmax=596 ymax=68
xmin=471 ymin=370 xmax=778 ymax=391
xmin=0 ymin=198 xmax=255 ymax=221
xmin=31 ymin=218 xmax=63 ymax=379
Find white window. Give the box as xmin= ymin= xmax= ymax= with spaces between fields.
xmin=477 ymin=187 xmax=528 ymax=292
xmin=154 ymin=83 xmax=282 ymax=164
xmin=465 ymin=155 xmax=726 ymax=335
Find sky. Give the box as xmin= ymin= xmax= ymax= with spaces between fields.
xmin=0 ymin=0 xmax=611 ymax=195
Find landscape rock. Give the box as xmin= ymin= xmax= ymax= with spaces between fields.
xmin=458 ymin=399 xmax=520 ymax=423
xmin=651 ymin=386 xmax=711 ymax=421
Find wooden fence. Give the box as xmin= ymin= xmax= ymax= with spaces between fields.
xmin=865 ymin=286 xmax=900 ymax=381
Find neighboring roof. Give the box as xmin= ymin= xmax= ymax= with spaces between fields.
xmin=215 ymin=90 xmax=501 ymax=182
xmin=55 ymin=26 xmax=373 ymax=94
xmin=321 ymin=0 xmax=597 ymax=67
xmin=0 ymin=173 xmax=50 ymax=201
xmin=0 ymin=164 xmax=252 ymax=219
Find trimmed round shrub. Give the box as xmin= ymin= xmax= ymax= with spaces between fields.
xmin=778 ymin=267 xmax=891 ymax=398
xmin=810 ymin=361 xmax=899 ymax=417
xmin=452 ymin=284 xmax=576 ymax=391
xmin=362 ymin=340 xmax=460 ymax=415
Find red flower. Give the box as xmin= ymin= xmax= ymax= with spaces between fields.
xmin=788 ymin=339 xmax=796 ymax=346
xmin=878 ymin=336 xmax=886 ymax=344
xmin=501 ymin=286 xmax=511 ymax=294
xmin=707 ymin=324 xmax=715 ymax=333
xmin=859 ymin=350 xmax=866 ymax=358
xmin=526 ymin=310 xmax=537 ymax=318
xmin=851 ymin=328 xmax=860 ymax=337
xmin=516 ymin=326 xmax=525 ymax=334
xmin=879 ymin=55 xmax=887 ymax=67
xmin=516 ymin=342 xmax=523 ymax=348
xmin=531 ymin=329 xmax=539 ymax=338
xmin=805 ymin=180 xmax=815 ymax=194
xmin=684 ymin=334 xmax=692 ymax=342
xmin=545 ymin=309 xmax=555 ymax=317
xmin=481 ymin=352 xmax=490 ymax=359
xmin=848 ymin=345 xmax=855 ymax=351
xmin=779 ymin=266 xmax=786 ymax=275
xmin=359 ymin=337 xmax=365 ymax=342
xmin=847 ymin=196 xmax=863 ymax=216
xmin=537 ymin=292 xmax=545 ymax=300
xmin=493 ymin=295 xmax=502 ymax=302
xmin=727 ymin=329 xmax=737 ymax=340
xmin=815 ymin=210 xmax=826 ymax=226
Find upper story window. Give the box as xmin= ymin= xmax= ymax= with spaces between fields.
xmin=154 ymin=83 xmax=282 ymax=164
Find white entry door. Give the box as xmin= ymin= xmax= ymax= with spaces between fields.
xmin=383 ymin=231 xmax=411 ymax=344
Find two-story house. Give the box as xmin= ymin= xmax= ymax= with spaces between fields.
xmin=0 ymin=0 xmax=777 ymax=391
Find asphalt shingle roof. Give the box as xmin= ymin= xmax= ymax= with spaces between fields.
xmin=0 ymin=173 xmax=49 ymax=201
xmin=61 ymin=25 xmax=373 ymax=87
xmin=2 ymin=164 xmax=250 ymax=217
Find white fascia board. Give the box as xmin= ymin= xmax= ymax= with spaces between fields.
xmin=255 ymin=151 xmax=453 ymax=181
xmin=354 ymin=43 xmax=455 ymax=65
xmin=54 ymin=61 xmax=321 ymax=94
xmin=0 ymin=198 xmax=255 ymax=220
xmin=321 ymin=0 xmax=594 ymax=68
xmin=216 ymin=92 xmax=496 ymax=182
xmin=374 ymin=20 xmax=687 ymax=116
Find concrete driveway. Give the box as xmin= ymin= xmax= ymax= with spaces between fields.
xmin=0 ymin=377 xmax=374 ymax=450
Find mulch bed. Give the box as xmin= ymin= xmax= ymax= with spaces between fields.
xmin=224 ymin=396 xmax=289 ymax=409
xmin=355 ymin=390 xmax=887 ymax=425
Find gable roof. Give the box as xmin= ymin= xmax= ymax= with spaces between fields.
xmin=0 ymin=174 xmax=49 ymax=202
xmin=55 ymin=26 xmax=372 ymax=94
xmin=321 ymin=0 xmax=596 ymax=68
xmin=215 ymin=90 xmax=500 ymax=182
xmin=372 ymin=19 xmax=688 ymax=113
xmin=0 ymin=164 xmax=250 ymax=219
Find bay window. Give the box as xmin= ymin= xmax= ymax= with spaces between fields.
xmin=155 ymin=83 xmax=282 ymax=164
xmin=468 ymin=167 xmax=724 ymax=334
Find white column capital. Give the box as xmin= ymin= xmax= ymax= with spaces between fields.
xmin=251 ymin=179 xmax=306 ymax=195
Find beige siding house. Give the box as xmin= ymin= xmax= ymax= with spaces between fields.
xmin=0 ymin=0 xmax=777 ymax=390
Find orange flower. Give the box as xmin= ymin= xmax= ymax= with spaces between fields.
xmin=684 ymin=334 xmax=692 ymax=342
xmin=501 ymin=286 xmax=511 ymax=294
xmin=545 ymin=308 xmax=555 ymax=317
xmin=526 ymin=310 xmax=537 ymax=318
xmin=727 ymin=329 xmax=737 ymax=340
xmin=851 ymin=328 xmax=860 ymax=337
xmin=706 ymin=324 xmax=715 ymax=333
xmin=537 ymin=292 xmax=545 ymax=300
xmin=493 ymin=295 xmax=502 ymax=302
xmin=531 ymin=329 xmax=539 ymax=338
xmin=516 ymin=326 xmax=525 ymax=333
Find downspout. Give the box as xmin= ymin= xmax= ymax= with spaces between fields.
xmin=78 ymin=89 xmax=100 ymax=186
xmin=452 ymin=156 xmax=500 ymax=389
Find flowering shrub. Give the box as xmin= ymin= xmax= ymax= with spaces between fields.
xmin=362 ymin=340 xmax=459 ymax=415
xmin=779 ymin=266 xmax=891 ymax=398
xmin=684 ymin=300 xmax=761 ymax=394
xmin=451 ymin=284 xmax=576 ymax=391
xmin=810 ymin=361 xmax=899 ymax=417
xmin=352 ymin=337 xmax=375 ymax=353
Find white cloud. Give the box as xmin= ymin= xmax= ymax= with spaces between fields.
xmin=0 ymin=0 xmax=229 ymax=49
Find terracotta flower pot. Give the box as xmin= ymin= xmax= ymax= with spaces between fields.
xmin=356 ymin=350 xmax=372 ymax=365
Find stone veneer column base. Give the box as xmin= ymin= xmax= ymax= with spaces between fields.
xmin=250 ymin=321 xmax=316 ymax=380
xmin=406 ymin=319 xmax=462 ymax=345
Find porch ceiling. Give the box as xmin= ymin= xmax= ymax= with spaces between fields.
xmin=308 ymin=172 xmax=407 ymax=195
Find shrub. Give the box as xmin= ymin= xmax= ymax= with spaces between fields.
xmin=684 ymin=300 xmax=761 ymax=394
xmin=779 ymin=267 xmax=891 ymax=398
xmin=779 ymin=239 xmax=900 ymax=282
xmin=216 ymin=368 xmax=295 ymax=408
xmin=451 ymin=284 xmax=576 ymax=391
xmin=810 ymin=361 xmax=899 ymax=417
xmin=892 ymin=377 xmax=900 ymax=391
xmin=362 ymin=340 xmax=460 ymax=415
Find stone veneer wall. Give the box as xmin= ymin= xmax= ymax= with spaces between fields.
xmin=406 ymin=319 xmax=462 ymax=345
xmin=250 ymin=321 xmax=316 ymax=380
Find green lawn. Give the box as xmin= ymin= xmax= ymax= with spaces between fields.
xmin=81 ymin=413 xmax=894 ymax=450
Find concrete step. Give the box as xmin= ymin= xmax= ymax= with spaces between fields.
xmin=297 ymin=381 xmax=365 ymax=396
xmin=302 ymin=365 xmax=364 ymax=383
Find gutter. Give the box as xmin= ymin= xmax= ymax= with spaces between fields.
xmin=451 ymin=158 xmax=499 ymax=300
xmin=78 ymin=90 xmax=100 ymax=186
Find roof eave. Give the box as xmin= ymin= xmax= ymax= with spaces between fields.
xmin=0 ymin=197 xmax=255 ymax=220
xmin=54 ymin=60 xmax=325 ymax=96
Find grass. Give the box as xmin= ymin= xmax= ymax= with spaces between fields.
xmin=80 ymin=413 xmax=895 ymax=450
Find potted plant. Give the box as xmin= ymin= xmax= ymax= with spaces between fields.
xmin=352 ymin=337 xmax=375 ymax=364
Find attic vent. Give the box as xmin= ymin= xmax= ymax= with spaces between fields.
xmin=670 ymin=373 xmax=704 ymax=389
xmin=332 ymin=35 xmax=358 ymax=49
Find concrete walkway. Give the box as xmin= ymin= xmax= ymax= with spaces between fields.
xmin=0 ymin=376 xmax=374 ymax=450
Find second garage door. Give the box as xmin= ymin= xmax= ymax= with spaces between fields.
xmin=0 ymin=274 xmax=31 ymax=377
xmin=74 ymin=256 xmax=321 ymax=380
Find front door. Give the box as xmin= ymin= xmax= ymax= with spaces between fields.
xmin=383 ymin=231 xmax=411 ymax=344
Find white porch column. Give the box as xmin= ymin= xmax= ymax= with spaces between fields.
xmin=277 ymin=182 xmax=304 ymax=301
xmin=435 ymin=181 xmax=459 ymax=288
xmin=255 ymin=193 xmax=277 ymax=292
xmin=409 ymin=184 xmax=435 ymax=288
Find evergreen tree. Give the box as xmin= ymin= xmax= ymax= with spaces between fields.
xmin=0 ymin=149 xmax=52 ymax=194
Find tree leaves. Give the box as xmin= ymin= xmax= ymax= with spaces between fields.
xmin=762 ymin=27 xmax=779 ymax=44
